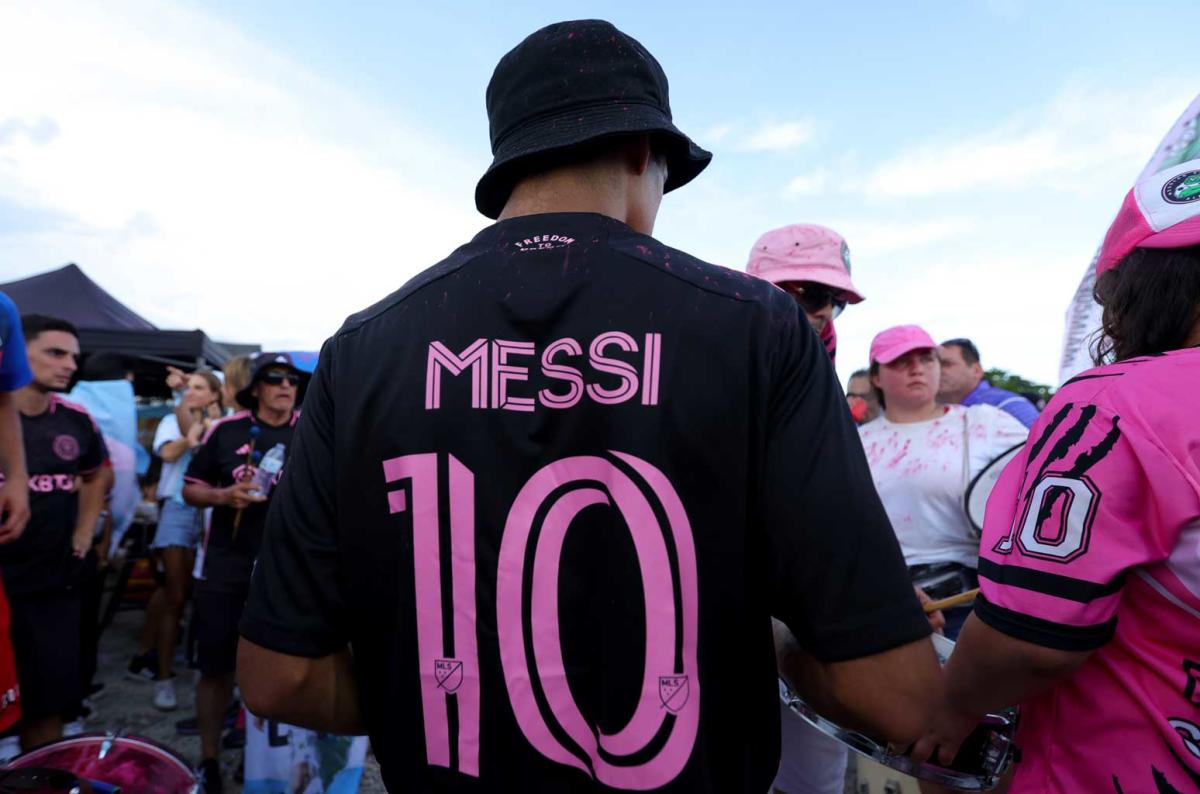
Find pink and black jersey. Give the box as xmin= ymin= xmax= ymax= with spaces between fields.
xmin=977 ymin=348 xmax=1200 ymax=793
xmin=0 ymin=395 xmax=108 ymax=598
xmin=240 ymin=213 xmax=930 ymax=793
xmin=184 ymin=410 xmax=298 ymax=593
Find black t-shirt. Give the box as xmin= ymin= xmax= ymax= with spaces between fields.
xmin=184 ymin=411 xmax=297 ymax=593
xmin=241 ymin=213 xmax=929 ymax=793
xmin=0 ymin=395 xmax=108 ymax=598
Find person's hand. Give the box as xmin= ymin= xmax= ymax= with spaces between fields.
xmin=223 ymin=480 xmax=266 ymax=510
xmin=71 ymin=529 xmax=92 ymax=559
xmin=0 ymin=478 xmax=31 ymax=544
xmin=186 ymin=419 xmax=206 ymax=448
xmin=914 ymin=586 xmax=946 ymax=634
xmin=910 ymin=700 xmax=980 ymax=767
xmin=165 ymin=366 xmax=188 ymax=392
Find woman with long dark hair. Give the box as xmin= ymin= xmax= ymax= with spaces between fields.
xmin=915 ymin=160 xmax=1200 ymax=791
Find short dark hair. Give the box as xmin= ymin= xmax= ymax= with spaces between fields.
xmin=1093 ymin=245 xmax=1200 ymax=364
xmin=941 ymin=338 xmax=980 ymax=366
xmin=21 ymin=314 xmax=79 ymax=342
xmin=849 ymin=368 xmax=870 ymax=380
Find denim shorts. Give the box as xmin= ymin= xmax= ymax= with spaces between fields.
xmin=151 ymin=499 xmax=204 ymax=550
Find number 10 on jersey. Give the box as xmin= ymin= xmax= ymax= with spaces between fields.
xmin=383 ymin=451 xmax=701 ymax=790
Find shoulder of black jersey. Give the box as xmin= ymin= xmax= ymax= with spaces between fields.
xmin=607 ymin=230 xmax=785 ymax=309
xmin=50 ymin=395 xmax=100 ymax=430
xmin=336 ymin=240 xmax=492 ymax=338
xmin=202 ymin=410 xmax=253 ymax=443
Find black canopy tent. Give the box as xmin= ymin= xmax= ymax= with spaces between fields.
xmin=0 ymin=264 xmax=252 ymax=397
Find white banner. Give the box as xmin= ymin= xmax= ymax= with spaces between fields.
xmin=243 ymin=710 xmax=370 ymax=794
xmin=1059 ymin=93 xmax=1200 ymax=383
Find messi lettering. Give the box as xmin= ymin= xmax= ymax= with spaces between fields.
xmin=425 ymin=333 xmax=663 ymax=411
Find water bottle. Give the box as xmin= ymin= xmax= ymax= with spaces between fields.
xmin=249 ymin=443 xmax=286 ymax=498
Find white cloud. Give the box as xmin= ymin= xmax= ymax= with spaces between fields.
xmin=0 ymin=0 xmax=484 ymax=350
xmin=783 ymin=171 xmax=828 ymax=197
xmin=740 ymin=120 xmax=815 ymax=152
xmin=862 ymin=85 xmax=1195 ymax=199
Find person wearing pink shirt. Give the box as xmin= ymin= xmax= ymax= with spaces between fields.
xmin=914 ymin=158 xmax=1200 ymax=791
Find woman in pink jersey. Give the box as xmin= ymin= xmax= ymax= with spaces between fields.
xmin=914 ymin=159 xmax=1200 ymax=792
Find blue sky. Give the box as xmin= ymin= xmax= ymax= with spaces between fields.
xmin=1 ymin=0 xmax=1197 ymax=384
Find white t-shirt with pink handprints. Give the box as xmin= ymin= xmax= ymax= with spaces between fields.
xmin=858 ymin=404 xmax=1029 ymax=569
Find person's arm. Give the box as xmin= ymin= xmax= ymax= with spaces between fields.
xmin=911 ymin=614 xmax=1088 ymax=763
xmin=181 ymin=479 xmax=263 ymax=510
xmin=72 ymin=465 xmax=112 ymax=558
xmin=239 ymin=640 xmax=364 ymax=734
xmin=0 ymin=391 xmax=30 ymax=542
xmin=762 ymin=292 xmax=942 ymax=746
xmin=775 ymin=620 xmax=940 ymax=745
xmin=181 ymin=423 xmax=264 ymax=510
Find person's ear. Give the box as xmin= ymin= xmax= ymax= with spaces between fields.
xmin=624 ymin=134 xmax=654 ymax=177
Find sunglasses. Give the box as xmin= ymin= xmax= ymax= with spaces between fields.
xmin=259 ymin=371 xmax=301 ymax=387
xmin=781 ymin=282 xmax=848 ymax=319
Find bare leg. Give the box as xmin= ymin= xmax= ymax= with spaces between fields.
xmin=197 ymin=672 xmax=235 ymax=762
xmin=156 ymin=546 xmax=194 ymax=679
xmin=20 ymin=716 xmax=62 ymax=750
xmin=137 ymin=584 xmax=166 ymax=657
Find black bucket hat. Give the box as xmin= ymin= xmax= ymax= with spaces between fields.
xmin=475 ymin=19 xmax=712 ymax=219
xmin=235 ymin=352 xmax=306 ymax=411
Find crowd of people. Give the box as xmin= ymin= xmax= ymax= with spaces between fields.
xmin=0 ymin=16 xmax=1195 ymax=794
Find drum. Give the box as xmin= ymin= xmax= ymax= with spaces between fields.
xmin=779 ymin=634 xmax=1018 ymax=791
xmin=5 ymin=734 xmax=200 ymax=794
xmin=964 ymin=442 xmax=1025 ymax=536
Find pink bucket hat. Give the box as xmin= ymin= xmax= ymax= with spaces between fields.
xmin=1096 ymin=157 xmax=1200 ymax=275
xmin=745 ymin=224 xmax=865 ymax=303
xmin=870 ymin=325 xmax=937 ymax=364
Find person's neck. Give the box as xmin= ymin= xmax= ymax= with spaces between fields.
xmin=498 ymin=171 xmax=633 ymax=230
xmin=15 ymin=385 xmax=51 ymax=417
xmin=885 ymin=400 xmax=944 ymax=424
xmin=255 ymin=405 xmax=291 ymax=427
xmin=942 ymin=378 xmax=981 ymax=405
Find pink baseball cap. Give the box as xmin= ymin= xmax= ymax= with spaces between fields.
xmin=1096 ymin=157 xmax=1200 ymax=275
xmin=870 ymin=325 xmax=937 ymax=364
xmin=745 ymin=224 xmax=865 ymax=303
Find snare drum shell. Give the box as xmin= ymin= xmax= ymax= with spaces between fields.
xmin=6 ymin=733 xmax=198 ymax=794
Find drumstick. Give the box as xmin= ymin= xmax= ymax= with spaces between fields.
xmin=923 ymin=588 xmax=980 ymax=614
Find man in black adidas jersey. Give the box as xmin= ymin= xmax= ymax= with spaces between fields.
xmin=1 ymin=316 xmax=110 ymax=749
xmin=239 ymin=20 xmax=940 ymax=793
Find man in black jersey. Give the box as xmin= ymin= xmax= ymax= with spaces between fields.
xmin=183 ymin=352 xmax=304 ymax=793
xmin=239 ymin=20 xmax=941 ymax=793
xmin=1 ymin=316 xmax=110 ymax=750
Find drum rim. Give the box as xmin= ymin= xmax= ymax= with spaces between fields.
xmin=5 ymin=732 xmax=196 ymax=776
xmin=964 ymin=441 xmax=1026 ymax=534
xmin=780 ymin=688 xmax=1016 ymax=790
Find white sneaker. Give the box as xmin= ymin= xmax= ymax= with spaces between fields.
xmin=0 ymin=735 xmax=21 ymax=762
xmin=63 ymin=720 xmax=85 ymax=737
xmin=154 ymin=678 xmax=178 ymax=711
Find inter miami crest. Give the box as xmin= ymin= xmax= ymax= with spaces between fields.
xmin=658 ymin=676 xmax=689 ymax=713
xmin=434 ymin=659 xmax=463 ymax=693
